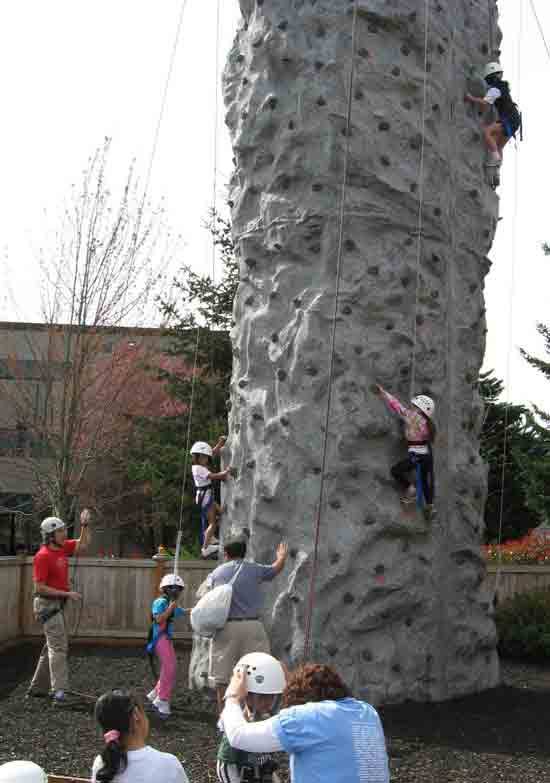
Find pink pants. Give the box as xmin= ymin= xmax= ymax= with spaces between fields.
xmin=155 ymin=635 xmax=177 ymax=702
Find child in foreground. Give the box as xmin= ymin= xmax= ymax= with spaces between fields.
xmin=92 ymin=689 xmax=188 ymax=782
xmin=218 ymin=652 xmax=286 ymax=783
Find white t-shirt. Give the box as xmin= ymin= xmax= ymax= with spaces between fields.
xmin=92 ymin=746 xmax=189 ymax=783
xmin=484 ymin=86 xmax=501 ymax=105
xmin=192 ymin=464 xmax=211 ymax=488
xmin=192 ymin=464 xmax=212 ymax=507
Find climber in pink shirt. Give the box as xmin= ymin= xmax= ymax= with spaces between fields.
xmin=374 ymin=385 xmax=436 ymax=518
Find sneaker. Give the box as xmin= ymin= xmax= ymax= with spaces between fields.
xmin=52 ymin=690 xmax=66 ymax=705
xmin=424 ymin=505 xmax=437 ymax=522
xmin=146 ymin=688 xmax=158 ymax=704
xmin=201 ymin=544 xmax=219 ymax=559
xmin=153 ymin=697 xmax=171 ymax=717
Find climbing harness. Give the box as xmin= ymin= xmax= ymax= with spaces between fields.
xmin=303 ymin=0 xmax=359 ymax=660
xmin=195 ymin=482 xmax=214 ymax=544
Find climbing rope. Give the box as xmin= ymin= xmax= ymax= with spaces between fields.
xmin=409 ymin=0 xmax=431 ymax=399
xmin=528 ymin=0 xmax=550 ymax=64
xmin=167 ymin=0 xmax=225 ymax=581
xmin=207 ymin=0 xmax=223 ymax=439
xmin=303 ymin=0 xmax=359 ymax=660
xmin=138 ymin=0 xmax=189 ymax=223
xmin=494 ymin=0 xmax=524 ymax=603
xmin=212 ymin=0 xmax=222 ymax=283
xmin=177 ymin=326 xmax=202 ymax=536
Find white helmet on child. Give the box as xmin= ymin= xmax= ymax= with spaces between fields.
xmin=411 ymin=395 xmax=435 ymax=419
xmin=160 ymin=574 xmax=184 ymax=590
xmin=190 ymin=441 xmax=213 ymax=457
xmin=484 ymin=62 xmax=503 ymax=79
xmin=40 ymin=516 xmax=65 ymax=535
xmin=0 ymin=761 xmax=47 ymax=783
xmin=234 ymin=652 xmax=286 ymax=695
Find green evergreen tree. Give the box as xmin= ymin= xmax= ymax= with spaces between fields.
xmin=126 ymin=213 xmax=237 ymax=552
xmin=479 ymin=370 xmax=550 ymax=542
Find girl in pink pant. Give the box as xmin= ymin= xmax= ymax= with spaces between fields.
xmin=146 ymin=573 xmax=185 ymax=718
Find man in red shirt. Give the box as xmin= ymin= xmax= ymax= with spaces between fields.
xmin=28 ymin=509 xmax=91 ymax=704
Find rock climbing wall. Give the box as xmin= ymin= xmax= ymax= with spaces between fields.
xmin=221 ymin=0 xmax=501 ymax=703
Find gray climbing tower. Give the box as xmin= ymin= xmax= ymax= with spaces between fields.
xmin=221 ymin=0 xmax=500 ymax=702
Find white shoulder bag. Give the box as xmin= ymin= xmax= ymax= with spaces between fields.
xmin=190 ymin=560 xmax=245 ymax=638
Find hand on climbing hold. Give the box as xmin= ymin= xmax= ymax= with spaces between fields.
xmin=464 ymin=93 xmax=474 ymax=104
xmin=227 ymin=465 xmax=237 ymax=478
xmin=371 ymin=383 xmax=383 ymax=396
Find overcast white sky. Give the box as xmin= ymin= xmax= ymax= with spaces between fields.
xmin=0 ymin=1 xmax=548 ymax=409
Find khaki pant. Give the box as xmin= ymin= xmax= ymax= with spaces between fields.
xmin=209 ymin=619 xmax=270 ymax=686
xmin=30 ymin=597 xmax=69 ymax=693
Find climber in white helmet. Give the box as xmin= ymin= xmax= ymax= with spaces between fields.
xmin=221 ymin=661 xmax=390 ymax=783
xmin=190 ymin=437 xmax=231 ymax=558
xmin=0 ymin=761 xmax=47 ymax=783
xmin=374 ymin=385 xmax=436 ymax=520
xmin=217 ymin=652 xmax=287 ymax=783
xmin=145 ymin=572 xmax=186 ymax=718
xmin=28 ymin=508 xmax=92 ymax=704
xmin=465 ymin=62 xmax=521 ymax=168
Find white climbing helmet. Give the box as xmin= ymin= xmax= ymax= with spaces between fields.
xmin=40 ymin=516 xmax=65 ymax=535
xmin=0 ymin=761 xmax=47 ymax=783
xmin=484 ymin=61 xmax=503 ymax=79
xmin=411 ymin=395 xmax=435 ymax=419
xmin=190 ymin=441 xmax=213 ymax=457
xmin=234 ymin=652 xmax=287 ymax=695
xmin=160 ymin=573 xmax=185 ymax=590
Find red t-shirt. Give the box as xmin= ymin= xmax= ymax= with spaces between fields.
xmin=33 ymin=540 xmax=77 ymax=592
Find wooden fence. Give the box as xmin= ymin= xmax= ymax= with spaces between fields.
xmin=0 ymin=557 xmax=22 ymax=643
xmin=485 ymin=564 xmax=550 ymax=603
xmin=0 ymin=556 xmax=214 ymax=647
xmin=1 ymin=559 xmax=550 ymax=650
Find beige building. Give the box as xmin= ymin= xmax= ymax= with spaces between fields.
xmin=0 ymin=320 xmax=172 ymax=555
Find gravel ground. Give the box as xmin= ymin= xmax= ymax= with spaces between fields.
xmin=1 ymin=641 xmax=549 ymax=782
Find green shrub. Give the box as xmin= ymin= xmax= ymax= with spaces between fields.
xmin=496 ymin=588 xmax=550 ymax=660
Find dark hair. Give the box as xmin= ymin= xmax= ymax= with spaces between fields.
xmin=95 ymin=690 xmax=139 ymax=782
xmin=224 ymin=538 xmax=247 ymax=559
xmin=282 ymin=664 xmax=351 ymax=708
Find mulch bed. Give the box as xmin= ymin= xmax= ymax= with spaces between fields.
xmin=1 ymin=641 xmax=549 ymax=782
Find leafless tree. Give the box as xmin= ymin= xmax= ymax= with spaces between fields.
xmin=0 ymin=139 xmax=177 ymax=532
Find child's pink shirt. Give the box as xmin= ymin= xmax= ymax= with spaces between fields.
xmin=380 ymin=389 xmax=431 ymax=453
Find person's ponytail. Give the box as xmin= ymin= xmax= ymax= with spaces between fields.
xmin=95 ymin=690 xmax=136 ymax=782
xmin=96 ymin=731 xmax=127 ymax=783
